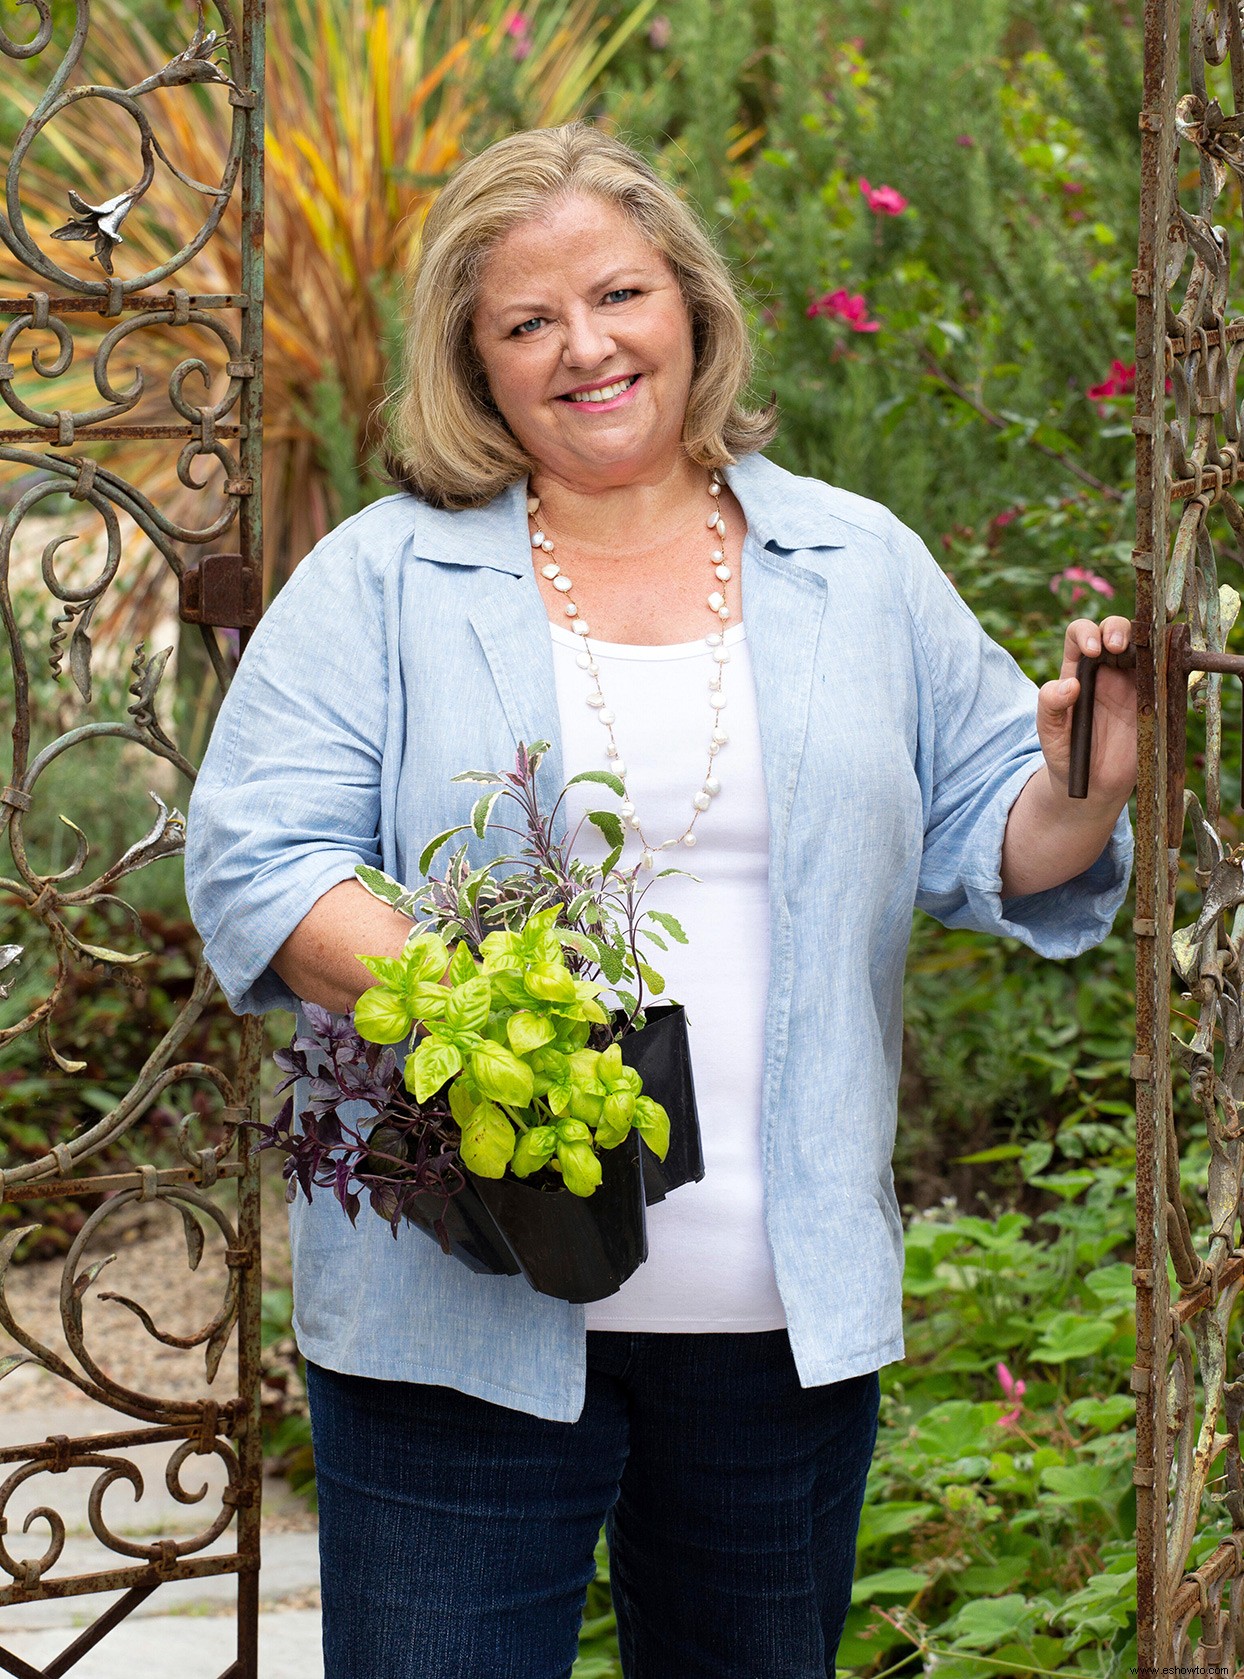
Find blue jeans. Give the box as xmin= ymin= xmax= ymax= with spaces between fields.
xmin=307 ymin=1331 xmax=880 ymax=1679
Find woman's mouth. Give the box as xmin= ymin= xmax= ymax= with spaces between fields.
xmin=559 ymin=374 xmax=641 ymax=407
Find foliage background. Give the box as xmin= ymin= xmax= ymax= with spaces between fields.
xmin=4 ymin=0 xmax=1235 ymax=1671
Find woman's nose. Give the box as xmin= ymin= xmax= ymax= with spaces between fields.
xmin=561 ymin=308 xmax=616 ymax=370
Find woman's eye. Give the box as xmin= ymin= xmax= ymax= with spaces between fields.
xmin=511 ymin=317 xmax=544 ymax=336
xmin=603 ymin=289 xmax=637 ymax=304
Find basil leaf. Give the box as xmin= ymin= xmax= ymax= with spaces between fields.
xmin=512 ymin=1125 xmax=558 ymax=1177
xmin=633 ymin=1095 xmax=670 ymax=1161
xmin=507 ymin=1010 xmax=556 ymax=1054
xmin=556 ymin=1138 xmax=603 ymax=1198
xmin=470 ymin=1041 xmax=535 ymax=1108
xmin=443 ymin=975 xmax=492 ymax=1034
xmin=459 ymin=1101 xmax=516 ymax=1179
xmin=353 ymin=986 xmax=412 ymax=1044
xmin=408 ymin=1036 xmax=463 ymax=1101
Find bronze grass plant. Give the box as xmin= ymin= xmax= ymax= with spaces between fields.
xmin=2 ymin=0 xmax=655 ymax=606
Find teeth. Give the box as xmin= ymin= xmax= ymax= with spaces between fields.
xmin=566 ymin=376 xmax=636 ymax=403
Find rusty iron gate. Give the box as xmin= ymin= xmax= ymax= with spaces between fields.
xmin=1132 ymin=0 xmax=1244 ymax=1664
xmin=0 ymin=0 xmax=264 ymax=1673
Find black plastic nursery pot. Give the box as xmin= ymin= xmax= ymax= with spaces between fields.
xmin=397 ymin=1003 xmax=703 ymax=1303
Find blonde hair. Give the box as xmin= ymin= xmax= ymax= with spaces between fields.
xmin=384 ymin=123 xmax=776 ymax=508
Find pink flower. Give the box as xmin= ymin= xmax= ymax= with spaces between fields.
xmin=505 ymin=11 xmax=532 ymax=58
xmin=1049 ymin=565 xmax=1115 ymax=604
xmin=991 ymin=508 xmax=1019 ymax=530
xmin=1062 ymin=180 xmax=1085 ymax=195
xmin=647 ymin=14 xmax=671 ymax=48
xmin=859 ymin=177 xmax=909 ymax=216
xmin=996 ymin=1361 xmax=1027 ymax=1428
xmin=1087 ymin=359 xmax=1136 ymax=412
xmin=956 ymin=134 xmax=976 ymax=148
xmin=806 ymin=288 xmax=881 ymax=333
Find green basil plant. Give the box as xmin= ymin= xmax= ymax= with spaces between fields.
xmin=347 ymin=741 xmax=684 ymax=1199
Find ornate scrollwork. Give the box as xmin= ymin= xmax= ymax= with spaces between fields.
xmin=0 ymin=0 xmax=263 ymax=1654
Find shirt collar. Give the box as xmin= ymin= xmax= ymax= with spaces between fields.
xmin=406 ymin=450 xmax=847 ymax=577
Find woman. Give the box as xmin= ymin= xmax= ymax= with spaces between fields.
xmin=185 ymin=123 xmax=1135 ymax=1678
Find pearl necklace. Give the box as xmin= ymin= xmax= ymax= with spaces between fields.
xmin=528 ymin=475 xmax=733 ymax=868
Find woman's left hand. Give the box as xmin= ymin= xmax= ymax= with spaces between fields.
xmin=1035 ymin=615 xmax=1138 ymax=807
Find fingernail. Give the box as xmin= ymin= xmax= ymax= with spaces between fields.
xmin=1109 ymin=632 xmax=1124 ymax=649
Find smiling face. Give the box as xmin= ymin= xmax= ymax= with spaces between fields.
xmin=469 ymin=193 xmax=696 ymax=492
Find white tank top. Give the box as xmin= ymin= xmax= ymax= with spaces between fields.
xmin=550 ymin=619 xmax=785 ymax=1332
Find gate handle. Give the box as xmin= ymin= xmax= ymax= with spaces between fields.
xmin=1069 ymin=622 xmax=1244 ymax=804
xmin=1068 ymin=642 xmax=1138 ymax=800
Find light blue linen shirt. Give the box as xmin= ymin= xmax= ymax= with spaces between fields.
xmin=184 ymin=451 xmax=1131 ymax=1422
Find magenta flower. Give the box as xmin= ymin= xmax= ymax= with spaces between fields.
xmin=806 ymin=288 xmax=881 ymax=333
xmin=1087 ymin=359 xmax=1136 ymax=412
xmin=859 ymin=177 xmax=909 ymax=216
xmin=505 ymin=11 xmax=533 ymax=59
xmin=647 ymin=14 xmax=671 ymax=48
xmin=956 ymin=134 xmax=976 ymax=148
xmin=1049 ymin=565 xmax=1115 ymax=604
xmin=996 ymin=1361 xmax=1027 ymax=1428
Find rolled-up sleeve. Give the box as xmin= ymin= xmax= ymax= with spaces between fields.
xmin=903 ymin=523 xmax=1132 ymax=957
xmin=184 ymin=521 xmax=391 ymax=1015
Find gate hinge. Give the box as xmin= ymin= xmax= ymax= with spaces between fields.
xmin=1130 ymin=1363 xmax=1153 ymax=1393
xmin=179 ymin=552 xmax=261 ymax=629
xmin=1132 ymin=1465 xmax=1156 ymax=1486
xmin=1130 ymin=1052 xmax=1153 ymax=1081
xmin=1138 ymin=109 xmax=1163 ymax=132
xmin=1132 ymin=1267 xmax=1154 ymax=1288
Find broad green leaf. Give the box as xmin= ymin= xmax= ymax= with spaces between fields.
xmin=1039 ymin=1463 xmax=1127 ymax=1510
xmin=525 ymin=961 xmax=577 ymax=1003
xmin=633 ymin=1095 xmax=669 ymax=1160
xmin=470 ymin=1040 xmax=535 ymax=1108
xmin=637 ymin=961 xmax=665 ymax=996
xmin=405 ymin=932 xmax=451 ymax=983
xmin=418 ymin=825 xmax=467 ymax=875
xmin=355 ymin=954 xmax=406 ymax=986
xmin=459 ymin=1100 xmax=515 ymax=1178
xmin=450 ymin=770 xmax=504 ymax=784
xmin=448 ymin=1078 xmax=476 ymax=1128
xmin=512 ymin=1125 xmax=558 ymax=1177
xmin=942 ymin=1595 xmax=1036 ymax=1652
xmin=507 ymin=1010 xmax=556 ymax=1054
xmin=1063 ymin=1394 xmax=1136 ymax=1432
xmin=1030 ymin=1313 xmax=1115 ymax=1363
xmin=444 ymin=976 xmax=492 ymax=1034
xmin=850 ymin=1566 xmax=929 ymax=1604
xmin=446 ymin=941 xmax=477 ymax=987
xmin=855 ymin=1501 xmax=936 ymax=1552
xmin=407 ymin=982 xmax=449 ymax=1021
xmin=408 ymin=1036 xmax=463 ymax=1101
xmin=353 ymin=985 xmax=412 ymax=1044
xmin=557 ymin=1137 xmax=602 ymax=1197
